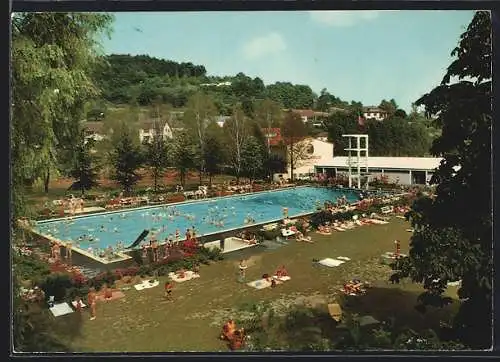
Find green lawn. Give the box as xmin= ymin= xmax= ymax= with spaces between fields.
xmin=51 ymin=218 xmax=459 ymax=352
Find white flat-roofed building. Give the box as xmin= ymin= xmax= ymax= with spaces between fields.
xmin=315 ymin=156 xmax=443 ymax=185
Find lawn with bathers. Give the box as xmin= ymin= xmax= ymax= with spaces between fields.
xmin=50 ymin=217 xmax=459 ymax=352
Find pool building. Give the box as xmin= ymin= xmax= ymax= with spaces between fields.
xmin=315 ymin=156 xmax=442 ymax=186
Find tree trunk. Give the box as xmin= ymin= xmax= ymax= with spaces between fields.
xmin=208 ymin=173 xmax=213 ymax=188
xmin=199 ymin=168 xmax=203 ymax=186
xmin=44 ymin=169 xmax=50 ymax=194
xmin=154 ymin=172 xmax=158 ymax=193
xmin=289 ymin=142 xmax=294 ymax=182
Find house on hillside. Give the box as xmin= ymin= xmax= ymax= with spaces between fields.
xmin=138 ymin=118 xmax=173 ymax=143
xmin=287 ymin=137 xmax=335 ymax=180
xmin=288 ymin=109 xmax=330 ymax=124
xmin=216 ymin=115 xmax=232 ymax=128
xmin=261 ymin=128 xmax=283 ymax=148
xmin=362 ymin=106 xmax=388 ymax=121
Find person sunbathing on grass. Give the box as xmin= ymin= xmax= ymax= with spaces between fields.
xmin=275 ymin=265 xmax=289 ymax=278
xmin=220 ymin=319 xmax=237 ymax=341
xmin=317 ymin=225 xmax=331 ymax=234
xmin=176 ymin=268 xmax=187 ymax=279
xmin=295 ymin=231 xmax=313 ymax=243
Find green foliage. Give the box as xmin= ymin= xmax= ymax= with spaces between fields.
xmin=66 ymin=130 xmax=101 ymax=195
xmin=109 ymin=122 xmax=144 ymax=194
xmin=326 ymin=110 xmax=432 ymax=157
xmin=241 ymin=136 xmax=265 ymax=181
xmin=223 ymin=105 xmax=250 ymax=181
xmin=281 ymin=112 xmax=308 ymax=181
xmin=94 ymin=54 xmax=206 ymax=105
xmin=13 ymin=253 xmax=51 ymax=281
xmin=39 ymin=273 xmax=73 ymax=302
xmin=203 ymin=129 xmax=227 ymax=186
xmin=171 ymin=130 xmax=197 ymax=186
xmin=11 ymin=12 xmax=113 ymax=225
xmin=266 ymin=82 xmax=316 ymax=109
xmin=143 ymin=132 xmax=170 ymax=192
xmin=392 ymin=11 xmax=492 ymax=349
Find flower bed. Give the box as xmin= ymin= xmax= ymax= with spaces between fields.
xmin=31 ymin=243 xmax=223 ymax=303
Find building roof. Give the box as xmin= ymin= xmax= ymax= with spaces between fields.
xmin=139 ymin=118 xmax=170 ymax=130
xmin=316 ymin=156 xmax=443 ymax=171
xmin=363 ymin=107 xmax=387 ymax=113
xmin=261 ymin=127 xmax=283 ymax=146
xmin=290 ymin=109 xmax=329 ymax=118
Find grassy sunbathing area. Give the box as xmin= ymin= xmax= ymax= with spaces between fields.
xmin=47 ymin=217 xmax=460 ymax=352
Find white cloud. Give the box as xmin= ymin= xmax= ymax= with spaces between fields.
xmin=309 ymin=11 xmax=381 ymax=27
xmin=242 ymin=32 xmax=287 ymax=60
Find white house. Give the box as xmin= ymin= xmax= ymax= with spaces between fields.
xmin=139 ymin=118 xmax=173 ymax=143
xmin=362 ymin=107 xmax=388 ymax=121
xmin=287 ymin=138 xmax=335 ymax=180
xmin=314 ymin=156 xmax=443 ymax=185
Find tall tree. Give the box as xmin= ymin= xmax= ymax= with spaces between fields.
xmin=224 ymin=104 xmax=248 ymax=183
xmin=241 ymin=136 xmax=265 ymax=182
xmin=143 ymin=128 xmax=170 ymax=192
xmin=183 ymin=92 xmax=217 ymax=185
xmin=109 ymin=123 xmax=143 ymax=195
xmin=171 ymin=130 xmax=197 ymax=187
xmin=378 ymin=99 xmax=398 ymax=117
xmin=11 ymin=13 xmax=113 ymax=205
xmin=281 ymin=112 xmax=308 ymax=181
xmin=67 ymin=130 xmax=101 ymax=196
xmin=393 ymin=11 xmax=492 ymax=348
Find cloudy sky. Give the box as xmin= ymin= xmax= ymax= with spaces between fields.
xmin=102 ymin=10 xmax=475 ymax=112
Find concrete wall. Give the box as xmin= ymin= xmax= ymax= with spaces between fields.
xmin=289 ymin=138 xmax=334 ymax=179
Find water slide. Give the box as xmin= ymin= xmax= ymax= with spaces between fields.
xmin=125 ymin=229 xmax=150 ymax=249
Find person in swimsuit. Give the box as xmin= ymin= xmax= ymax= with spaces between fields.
xmin=87 ymin=288 xmax=97 ymax=320
xmin=151 ymin=239 xmax=159 ymax=262
xmin=66 ymin=242 xmax=72 ymax=260
xmin=164 ymin=281 xmax=174 ymax=300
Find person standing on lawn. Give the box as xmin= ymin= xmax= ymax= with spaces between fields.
xmin=164 ymin=281 xmax=174 ymax=301
xmin=87 ymin=288 xmax=97 ymax=320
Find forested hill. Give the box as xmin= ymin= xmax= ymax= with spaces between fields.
xmin=94 ymin=54 xmax=354 ymax=114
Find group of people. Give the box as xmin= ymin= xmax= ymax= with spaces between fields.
xmin=50 ymin=241 xmax=72 ymax=262
xmin=342 ymin=279 xmax=367 ymax=296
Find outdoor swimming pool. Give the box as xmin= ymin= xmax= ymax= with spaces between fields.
xmin=33 ymin=186 xmax=360 ymax=253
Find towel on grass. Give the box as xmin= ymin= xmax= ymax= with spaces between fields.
xmin=337 ymin=256 xmax=351 ymax=261
xmin=247 ymin=279 xmax=272 ymax=290
xmin=272 ymin=275 xmax=291 ymax=282
xmin=49 ymin=302 xmax=74 ymax=317
xmin=134 ymin=280 xmax=160 ymax=291
xmin=318 ymin=258 xmax=345 ymax=267
xmin=168 ymin=271 xmax=200 ymax=283
xmin=71 ymin=300 xmax=87 ymax=309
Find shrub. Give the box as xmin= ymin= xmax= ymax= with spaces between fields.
xmin=39 ymin=273 xmax=73 ymax=302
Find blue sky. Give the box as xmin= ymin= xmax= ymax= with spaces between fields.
xmin=101 ymin=11 xmax=475 ymax=112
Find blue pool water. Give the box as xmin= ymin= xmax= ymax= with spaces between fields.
xmin=34 ymin=186 xmax=359 ymax=252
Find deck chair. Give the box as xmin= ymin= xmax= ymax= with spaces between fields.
xmin=328 ymin=303 xmax=343 ymax=322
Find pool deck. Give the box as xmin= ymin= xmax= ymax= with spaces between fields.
xmin=64 ymin=206 xmax=106 ymax=215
